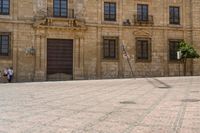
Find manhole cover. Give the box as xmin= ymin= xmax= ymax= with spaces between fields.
xmin=181 ymin=99 xmax=200 ymax=103
xmin=120 ymin=101 xmax=136 ymax=104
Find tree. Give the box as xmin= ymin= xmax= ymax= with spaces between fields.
xmin=178 ymin=41 xmax=200 ymax=76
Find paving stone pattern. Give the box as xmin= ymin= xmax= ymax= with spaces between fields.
xmin=0 ymin=77 xmax=200 ymax=133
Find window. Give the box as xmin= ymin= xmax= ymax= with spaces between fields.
xmin=104 ymin=2 xmax=116 ymax=21
xmin=169 ymin=40 xmax=180 ymax=61
xmin=53 ymin=0 xmax=68 ymax=17
xmin=169 ymin=6 xmax=180 ymax=25
xmin=103 ymin=37 xmax=118 ymax=59
xmin=136 ymin=38 xmax=151 ymax=61
xmin=137 ymin=4 xmax=148 ymax=21
xmin=0 ymin=33 xmax=10 ymax=56
xmin=0 ymin=0 xmax=10 ymax=15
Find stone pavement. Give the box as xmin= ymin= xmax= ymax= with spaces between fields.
xmin=0 ymin=77 xmax=200 ymax=133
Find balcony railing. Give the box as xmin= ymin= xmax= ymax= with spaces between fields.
xmin=47 ymin=7 xmax=75 ymax=19
xmin=134 ymin=15 xmax=154 ymax=25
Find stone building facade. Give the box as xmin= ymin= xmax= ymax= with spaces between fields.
xmin=0 ymin=0 xmax=200 ymax=82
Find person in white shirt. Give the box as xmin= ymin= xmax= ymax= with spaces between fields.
xmin=7 ymin=67 xmax=14 ymax=83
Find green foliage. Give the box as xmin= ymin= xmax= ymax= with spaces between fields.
xmin=178 ymin=41 xmax=200 ymax=59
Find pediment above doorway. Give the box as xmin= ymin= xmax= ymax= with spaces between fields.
xmin=133 ymin=29 xmax=152 ymax=37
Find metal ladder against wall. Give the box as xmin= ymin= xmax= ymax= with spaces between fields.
xmin=121 ymin=43 xmax=134 ymax=78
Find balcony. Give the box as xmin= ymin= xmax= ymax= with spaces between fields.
xmin=133 ymin=15 xmax=154 ymax=26
xmin=33 ymin=8 xmax=86 ymax=30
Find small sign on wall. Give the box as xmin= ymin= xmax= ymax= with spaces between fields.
xmin=177 ymin=51 xmax=182 ymax=60
xmin=25 ymin=47 xmax=36 ymax=55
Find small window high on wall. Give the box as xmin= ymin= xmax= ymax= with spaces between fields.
xmin=104 ymin=2 xmax=116 ymax=21
xmin=137 ymin=4 xmax=149 ymax=21
xmin=0 ymin=0 xmax=10 ymax=15
xmin=53 ymin=0 xmax=68 ymax=17
xmin=169 ymin=6 xmax=180 ymax=25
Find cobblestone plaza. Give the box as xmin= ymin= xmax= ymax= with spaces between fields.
xmin=1 ymin=0 xmax=200 ymax=82
xmin=0 ymin=77 xmax=200 ymax=133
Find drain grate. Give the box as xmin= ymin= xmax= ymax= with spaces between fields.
xmin=120 ymin=101 xmax=136 ymax=104
xmin=181 ymin=99 xmax=200 ymax=103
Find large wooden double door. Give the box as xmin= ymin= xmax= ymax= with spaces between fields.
xmin=47 ymin=39 xmax=73 ymax=81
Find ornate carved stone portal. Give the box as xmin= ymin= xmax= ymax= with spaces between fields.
xmin=33 ymin=18 xmax=86 ymax=30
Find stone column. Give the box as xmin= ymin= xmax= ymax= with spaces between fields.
xmin=34 ymin=29 xmax=46 ymax=81
xmin=12 ymin=25 xmax=19 ymax=82
xmin=163 ymin=0 xmax=169 ymax=76
xmin=74 ymin=35 xmax=84 ymax=80
xmin=118 ymin=0 xmax=124 ymax=78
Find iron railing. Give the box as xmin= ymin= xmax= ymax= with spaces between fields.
xmin=134 ymin=15 xmax=154 ymax=25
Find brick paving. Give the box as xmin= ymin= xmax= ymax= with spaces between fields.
xmin=0 ymin=77 xmax=200 ymax=133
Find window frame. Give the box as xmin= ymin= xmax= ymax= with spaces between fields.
xmin=102 ymin=37 xmax=119 ymax=60
xmin=0 ymin=0 xmax=10 ymax=15
xmin=104 ymin=2 xmax=117 ymax=22
xmin=168 ymin=39 xmax=182 ymax=61
xmin=53 ymin=0 xmax=68 ymax=18
xmin=135 ymin=38 xmax=151 ymax=62
xmin=137 ymin=4 xmax=149 ymax=22
xmin=169 ymin=6 xmax=180 ymax=25
xmin=0 ymin=32 xmax=10 ymax=57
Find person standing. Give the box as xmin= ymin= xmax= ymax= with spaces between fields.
xmin=7 ymin=67 xmax=14 ymax=83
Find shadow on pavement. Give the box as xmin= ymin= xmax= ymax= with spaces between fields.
xmin=146 ymin=78 xmax=171 ymax=89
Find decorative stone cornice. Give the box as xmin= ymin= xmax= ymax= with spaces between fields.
xmin=33 ymin=17 xmax=87 ymax=31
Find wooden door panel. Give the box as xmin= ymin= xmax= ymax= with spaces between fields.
xmin=47 ymin=39 xmax=73 ymax=77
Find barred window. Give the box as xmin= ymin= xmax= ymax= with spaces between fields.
xmin=169 ymin=6 xmax=180 ymax=25
xmin=0 ymin=33 xmax=10 ymax=56
xmin=137 ymin=4 xmax=148 ymax=21
xmin=103 ymin=38 xmax=118 ymax=59
xmin=136 ymin=38 xmax=151 ymax=61
xmin=104 ymin=2 xmax=116 ymax=21
xmin=169 ymin=40 xmax=180 ymax=60
xmin=0 ymin=0 xmax=10 ymax=15
xmin=53 ymin=0 xmax=68 ymax=17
